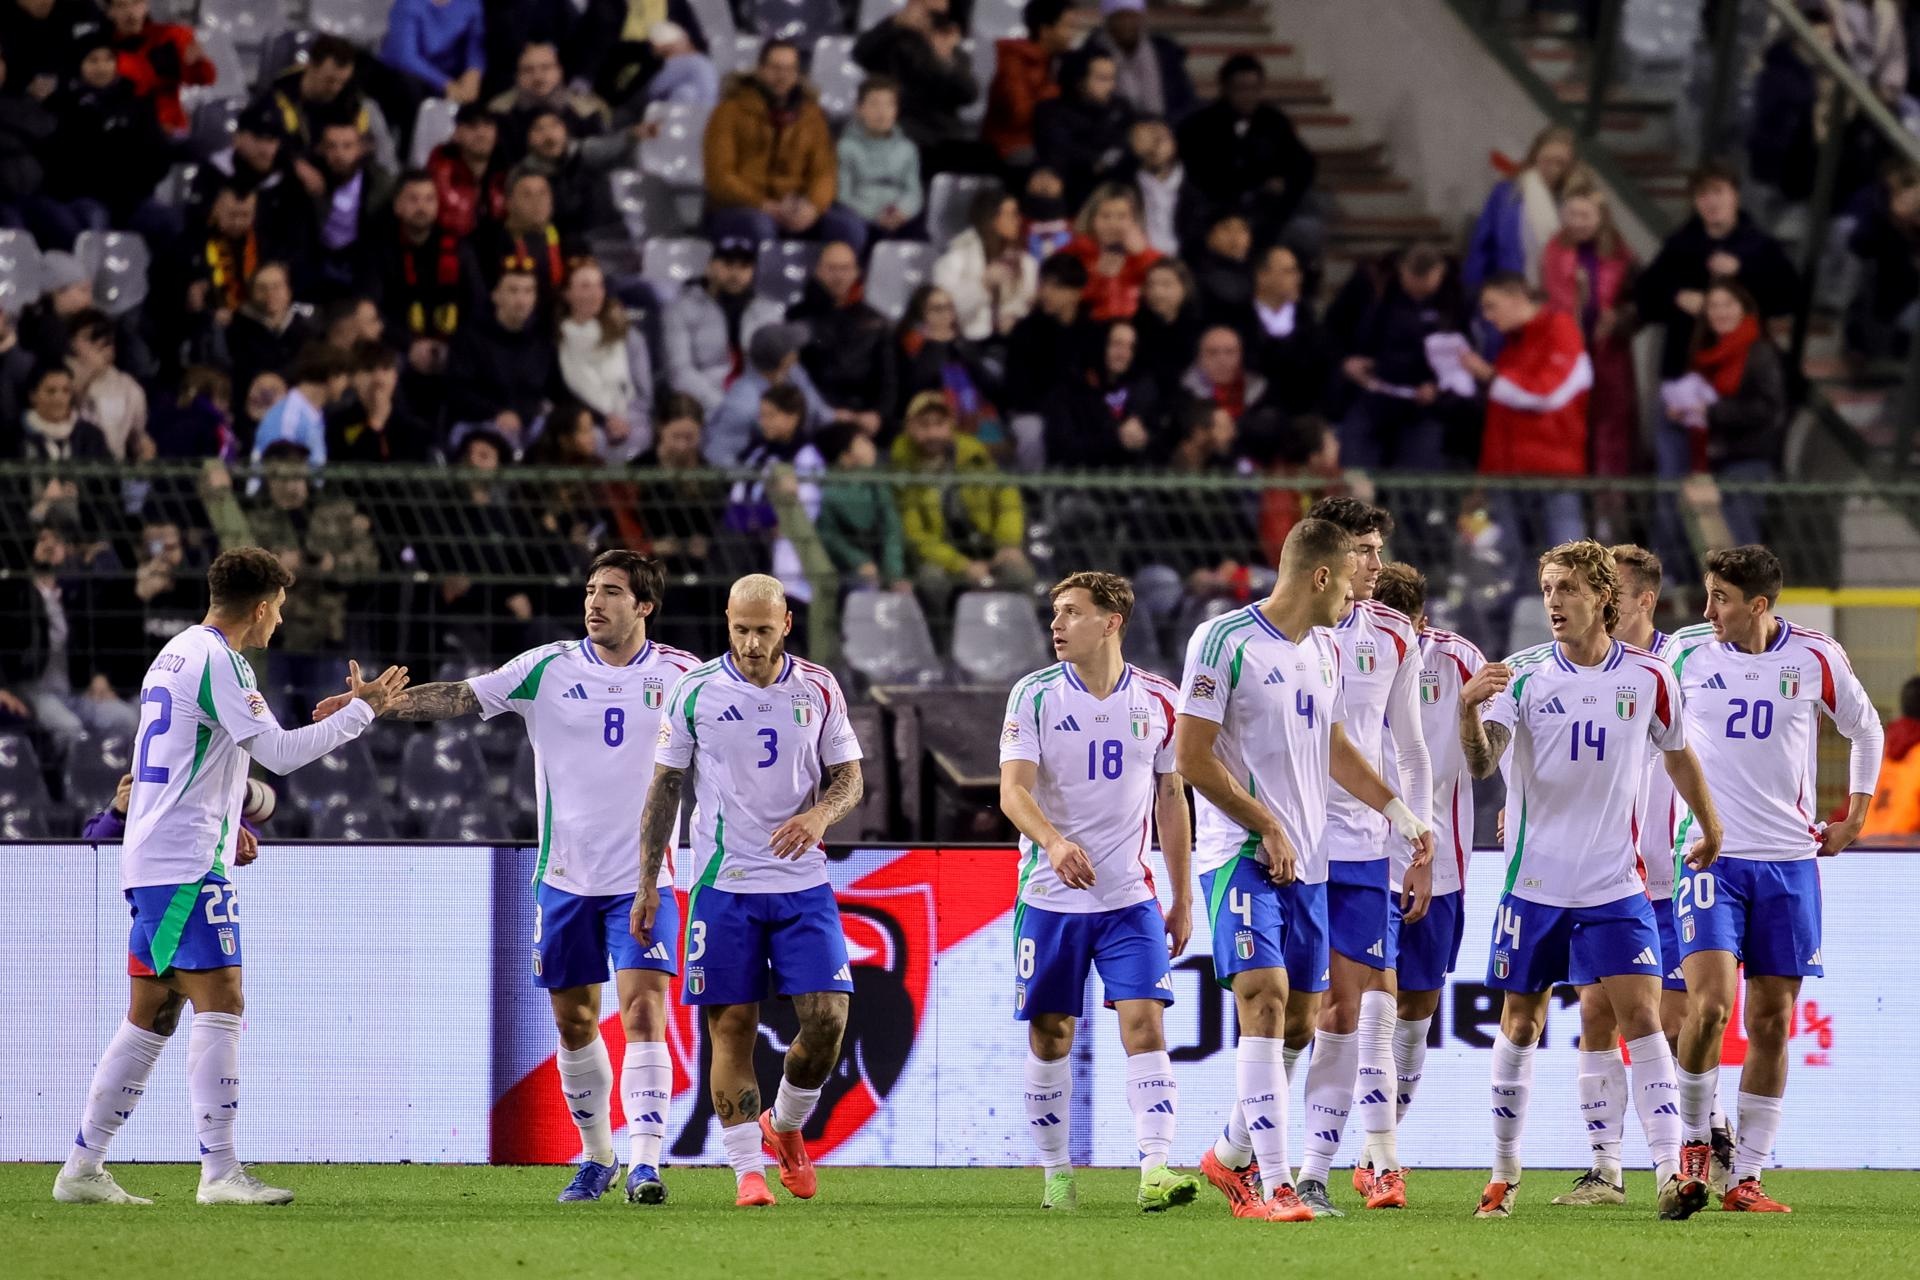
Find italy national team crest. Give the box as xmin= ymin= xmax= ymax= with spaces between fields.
xmin=1615 ymin=687 xmax=1638 ymax=720
xmin=686 ymin=967 xmax=704 ymax=995
xmin=1419 ymin=671 xmax=1440 ymax=705
xmin=1493 ymin=951 xmax=1510 ymax=979
xmin=218 ymin=927 xmax=235 ymax=956
xmin=792 ymin=698 xmax=814 ymax=727
xmin=1130 ymin=707 xmax=1151 ymax=740
xmin=643 ymin=678 xmax=664 ymax=710
xmin=1780 ymin=667 xmax=1801 ymax=698
xmin=1354 ymin=641 xmax=1377 ymax=675
xmin=1235 ymin=930 xmax=1255 ymax=961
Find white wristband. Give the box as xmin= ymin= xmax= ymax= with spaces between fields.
xmin=1384 ymin=797 xmax=1430 ymax=845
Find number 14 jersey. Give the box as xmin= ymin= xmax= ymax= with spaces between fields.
xmin=1482 ymin=639 xmax=1685 ymax=908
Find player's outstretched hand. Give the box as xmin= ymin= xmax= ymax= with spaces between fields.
xmin=1260 ymin=823 xmax=1299 ymax=886
xmin=347 ymin=660 xmax=409 ymax=716
xmin=311 ymin=687 xmax=353 ymax=722
xmin=234 ymin=826 xmax=259 ymax=868
xmin=629 ymin=883 xmax=661 ymax=946
xmin=1399 ymin=857 xmax=1432 ymax=925
xmin=1046 ymin=837 xmax=1096 ymax=890
xmin=1460 ymin=662 xmax=1512 ymax=708
xmin=770 ymin=808 xmax=829 ymax=860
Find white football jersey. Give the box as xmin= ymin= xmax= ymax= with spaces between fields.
xmin=470 ymin=637 xmax=700 ymax=896
xmin=1668 ymin=619 xmax=1880 ymax=862
xmin=1482 ymin=639 xmax=1686 ymax=908
xmin=999 ymin=662 xmax=1179 ymax=914
xmin=123 ymin=625 xmax=374 ymax=890
xmin=656 ymin=652 xmax=863 ymax=894
xmin=1387 ymin=627 xmax=1484 ymax=897
xmin=1178 ymin=604 xmax=1346 ymax=884
xmin=1325 ymin=599 xmax=1429 ymax=862
xmin=1634 ymin=629 xmax=1682 ymax=897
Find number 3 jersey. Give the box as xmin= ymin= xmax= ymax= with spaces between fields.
xmin=656 ymin=652 xmax=863 ymax=895
xmin=1178 ymin=604 xmax=1346 ymax=884
xmin=470 ymin=637 xmax=699 ymax=896
xmin=999 ymin=662 xmax=1179 ymax=913
xmin=1667 ymin=619 xmax=1882 ymax=863
xmin=1482 ymin=639 xmax=1685 ymax=908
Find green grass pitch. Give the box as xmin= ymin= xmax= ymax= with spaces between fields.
xmin=6 ymin=1166 xmax=1915 ymax=1278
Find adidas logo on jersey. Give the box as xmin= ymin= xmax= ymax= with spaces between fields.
xmin=643 ymin=943 xmax=670 ymax=961
xmin=1704 ymin=673 xmax=1728 ymax=690
xmin=561 ymin=683 xmax=589 ymax=700
xmin=833 ymin=963 xmax=853 ymax=982
xmin=1312 ymin=1129 xmax=1341 ymax=1143
xmin=1541 ymin=697 xmax=1568 ymax=714
xmin=719 ymin=705 xmax=745 ymax=722
xmin=1633 ymin=947 xmax=1659 ymax=966
xmin=1808 ymin=949 xmax=1822 ymax=966
xmin=1491 ymin=1106 xmax=1517 ymax=1119
xmin=1248 ymin=1116 xmax=1277 ymax=1132
xmin=1054 ymin=715 xmax=1083 ymax=732
xmin=1031 ymin=1113 xmax=1062 ymax=1127
xmin=1147 ymin=1100 xmax=1175 ymax=1115
xmin=1264 ymin=669 xmax=1286 ymax=685
xmin=1358 ymin=1090 xmax=1389 ymax=1106
xmin=1586 ymin=1119 xmax=1607 ymax=1132
xmin=1653 ymin=1102 xmax=1679 ymax=1116
xmin=636 ymin=1112 xmax=662 ymax=1124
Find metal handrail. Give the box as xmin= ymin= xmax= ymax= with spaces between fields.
xmin=1755 ymin=0 xmax=1920 ymax=171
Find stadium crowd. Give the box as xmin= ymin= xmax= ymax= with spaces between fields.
xmin=1 ymin=0 xmax=1915 ymax=806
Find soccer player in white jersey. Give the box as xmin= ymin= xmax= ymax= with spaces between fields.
xmin=53 ymin=549 xmax=407 ymax=1207
xmin=1458 ymin=539 xmax=1724 ymax=1221
xmin=316 ymin=551 xmax=699 ymax=1205
xmin=1177 ymin=519 xmax=1433 ymax=1224
xmin=1552 ymin=545 xmax=1732 ymax=1206
xmin=1370 ymin=564 xmax=1484 ymax=1160
xmin=1668 ymin=546 xmax=1884 ymax=1213
xmin=631 ymin=574 xmax=864 ymax=1208
xmin=998 ymin=572 xmax=1200 ymax=1214
xmin=1292 ymin=498 xmax=1432 ymax=1216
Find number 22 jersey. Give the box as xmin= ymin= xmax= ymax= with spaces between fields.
xmin=1482 ymin=639 xmax=1686 ymax=908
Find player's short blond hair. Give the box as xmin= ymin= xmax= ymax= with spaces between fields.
xmin=1050 ymin=571 xmax=1133 ymax=624
xmin=728 ymin=573 xmax=788 ymax=610
xmin=1608 ymin=543 xmax=1662 ymax=599
xmin=1540 ymin=538 xmax=1621 ymax=632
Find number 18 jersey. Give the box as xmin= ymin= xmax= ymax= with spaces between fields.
xmin=470 ymin=637 xmax=699 ymax=896
xmin=1482 ymin=639 xmax=1685 ymax=908
xmin=999 ymin=662 xmax=1179 ymax=913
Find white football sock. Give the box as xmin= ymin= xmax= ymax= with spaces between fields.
xmin=1214 ymin=1100 xmax=1252 ymax=1169
xmin=720 ymin=1114 xmax=766 ymax=1185
xmin=1023 ymin=1052 xmax=1071 ymax=1174
xmin=1490 ymin=1031 xmax=1534 ymax=1184
xmin=186 ymin=1011 xmax=243 ymax=1181
xmin=1625 ymin=1032 xmax=1681 ymax=1183
xmin=1126 ymin=1050 xmax=1178 ymax=1171
xmin=1356 ymin=991 xmax=1399 ymax=1171
xmin=621 ymin=1042 xmax=671 ymax=1168
xmin=1283 ymin=1043 xmax=1304 ymax=1085
xmin=1392 ymin=1015 xmax=1431 ymax=1124
xmin=1732 ymin=1090 xmax=1784 ymax=1183
xmin=1676 ymin=1064 xmax=1719 ymax=1145
xmin=1296 ymin=1029 xmax=1357 ymax=1186
xmin=1236 ymin=1035 xmax=1291 ymax=1198
xmin=556 ymin=1035 xmax=617 ymax=1165
xmin=771 ymin=1076 xmax=822 ymax=1135
xmin=66 ymin=1019 xmax=169 ymax=1175
xmin=1577 ymin=1046 xmax=1626 ymax=1180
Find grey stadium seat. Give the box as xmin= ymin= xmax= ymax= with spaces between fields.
xmin=0 ymin=732 xmax=52 ymax=838
xmin=425 ymin=803 xmax=513 ymax=842
xmin=926 ymin=172 xmax=999 ymax=252
xmin=309 ymin=0 xmax=389 ymax=44
xmin=64 ymin=733 xmax=131 ymax=821
xmin=859 ymin=0 xmax=907 ymax=32
xmin=258 ymin=28 xmax=317 ymax=87
xmin=727 ymin=34 xmax=764 ymax=76
xmin=971 ymin=0 xmax=1026 ymax=39
xmin=75 ymin=232 xmax=150 ymax=317
xmin=812 ymin=36 xmax=861 ymax=122
xmin=750 ymin=0 xmax=841 ymax=46
xmin=0 ymin=230 xmax=44 ymax=311
xmin=189 ymin=96 xmax=246 ymax=161
xmin=756 ymin=239 xmax=819 ymax=307
xmin=284 ymin=737 xmax=382 ymax=817
xmin=641 ymin=236 xmax=712 ymax=303
xmin=411 ymin=97 xmax=460 ymax=167
xmin=188 ymin=28 xmax=246 ymax=108
xmin=842 ymin=590 xmax=945 ymax=685
xmin=310 ymin=798 xmax=397 ymax=841
xmin=951 ymin=591 xmax=1050 ymax=685
xmin=638 ymin=104 xmax=708 ymax=190
xmin=198 ymin=0 xmax=288 ymax=61
xmin=865 ymin=240 xmax=931 ymax=321
xmin=398 ymin=731 xmax=488 ymax=833
xmin=689 ymin=0 xmax=739 ymax=53
xmin=609 ymin=169 xmax=679 ymax=243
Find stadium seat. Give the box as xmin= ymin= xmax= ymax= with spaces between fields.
xmin=864 ymin=240 xmax=931 ymax=320
xmin=74 ymin=232 xmax=151 ymax=318
xmin=926 ymin=172 xmax=999 ymax=252
xmin=638 ymin=104 xmax=708 ymax=190
xmin=156 ymin=161 xmax=200 ymax=209
xmin=63 ymin=733 xmax=131 ymax=820
xmin=971 ymin=0 xmax=1026 ymax=39
xmin=309 ymin=798 xmax=397 ymax=841
xmin=688 ymin=0 xmax=739 ymax=53
xmin=425 ymin=803 xmax=512 ymax=842
xmin=641 ymin=236 xmax=712 ymax=302
xmin=411 ymin=97 xmax=460 ymax=167
xmin=859 ymin=0 xmax=907 ymax=32
xmin=188 ymin=28 xmax=246 ymax=109
xmin=309 ymin=0 xmax=389 ymax=45
xmin=398 ymin=731 xmax=488 ymax=833
xmin=962 ymin=37 xmax=993 ymax=124
xmin=0 ymin=732 xmax=53 ymax=839
xmin=609 ymin=169 xmax=678 ymax=243
xmin=950 ymin=591 xmax=1049 ymax=685
xmin=506 ymin=736 xmax=537 ymax=834
xmin=0 ymin=230 xmax=44 ymax=311
xmin=189 ymin=96 xmax=246 ymax=161
xmin=842 ymin=590 xmax=945 ymax=686
xmin=756 ymin=239 xmax=820 ymax=307
xmin=750 ymin=0 xmax=842 ymax=46
xmin=284 ymin=737 xmax=382 ymax=818
xmin=198 ymin=0 xmax=289 ymax=64
xmin=1119 ymin=606 xmax=1172 ymax=677
xmin=728 ymin=33 xmax=764 ymax=76
xmin=258 ymin=28 xmax=318 ymax=88
xmin=811 ymin=36 xmax=861 ymax=121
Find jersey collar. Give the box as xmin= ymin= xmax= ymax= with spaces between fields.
xmin=1062 ymin=661 xmax=1133 ymax=694
xmin=1720 ymin=618 xmax=1791 ymax=653
xmin=721 ymin=651 xmax=792 ymax=684
xmin=1553 ymin=638 xmax=1624 ymax=673
xmin=1247 ymin=603 xmax=1290 ymax=642
xmin=579 ymin=637 xmax=654 ymax=667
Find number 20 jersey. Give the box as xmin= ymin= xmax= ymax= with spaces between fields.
xmin=1482 ymin=639 xmax=1685 ymax=908
xmin=470 ymin=638 xmax=699 ymax=896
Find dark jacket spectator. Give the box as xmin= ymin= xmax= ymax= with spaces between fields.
xmin=852 ymin=0 xmax=979 ymax=153
xmin=444 ymin=269 xmax=555 ymax=430
xmin=1229 ymin=245 xmax=1334 ymax=417
xmin=1042 ymin=318 xmax=1165 ymax=467
xmin=1691 ymin=289 xmax=1788 ymax=470
xmin=982 ymin=0 xmax=1071 ymax=162
xmin=1189 ymin=210 xmax=1254 ymax=324
xmin=1634 ymin=166 xmax=1801 ymax=377
xmin=1033 ymin=48 xmax=1134 ymax=211
xmin=19 ymin=363 xmax=112 ymax=460
xmin=465 ymin=169 xmax=567 ymax=310
xmin=1130 ymin=258 xmax=1203 ymax=401
xmin=892 ymin=283 xmax=1003 ymax=434
xmin=40 ymin=38 xmax=170 ymax=222
xmin=1845 ymin=165 xmax=1920 ymax=357
xmin=519 ymin=108 xmax=624 ymax=239
xmin=1084 ymin=0 xmax=1195 ymax=123
xmin=788 ymin=249 xmax=897 ymax=426
xmin=0 ymin=0 xmax=99 ymax=95
xmin=1004 ymin=255 xmax=1102 ymax=415
xmin=106 ymin=0 xmax=215 ymax=137
xmin=1176 ymin=54 xmax=1316 ymax=242
xmin=1748 ymin=30 xmax=1823 ymax=201
xmin=0 ymin=64 xmax=54 ymax=207
xmin=369 ymin=171 xmax=471 ymax=349
xmin=484 ymin=40 xmax=609 ymax=165
xmin=426 ymin=102 xmax=506 ymax=237
xmin=258 ymin=36 xmax=398 ymax=172
xmin=189 ymin=104 xmax=312 ymax=268
xmin=223 ymin=263 xmax=315 ymax=415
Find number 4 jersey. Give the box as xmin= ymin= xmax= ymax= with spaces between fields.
xmin=1482 ymin=639 xmax=1685 ymax=908
xmin=470 ymin=637 xmax=700 ymax=896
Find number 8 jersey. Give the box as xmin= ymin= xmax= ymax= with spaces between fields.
xmin=1482 ymin=639 xmax=1685 ymax=908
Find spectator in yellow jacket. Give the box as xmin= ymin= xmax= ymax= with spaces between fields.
xmin=888 ymin=392 xmax=1035 ymax=618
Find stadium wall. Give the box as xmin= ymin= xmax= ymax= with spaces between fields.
xmin=7 ymin=844 xmax=1919 ymax=1168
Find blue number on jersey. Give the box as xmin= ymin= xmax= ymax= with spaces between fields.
xmin=1725 ymin=698 xmax=1773 ymax=740
xmin=603 ymin=706 xmax=625 ymax=747
xmin=757 ymin=727 xmax=779 ymax=768
xmin=1085 ymin=739 xmax=1123 ymax=780
xmin=1569 ymin=719 xmax=1606 ymax=761
xmin=136 ymin=687 xmax=172 ymax=784
xmin=1296 ymin=689 xmax=1315 ymax=728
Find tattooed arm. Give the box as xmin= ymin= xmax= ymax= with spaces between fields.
xmin=376 ymin=680 xmax=481 ymax=721
xmin=768 ymin=760 xmax=863 ymax=860
xmin=629 ymin=764 xmax=687 ymax=945
xmin=1458 ymin=660 xmax=1515 ymax=780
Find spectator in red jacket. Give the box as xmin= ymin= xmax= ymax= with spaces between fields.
xmin=427 ymin=101 xmax=505 ymax=238
xmin=1464 ymin=272 xmax=1590 ymax=560
xmin=105 ymin=0 xmax=214 ymax=137
xmin=982 ymin=0 xmax=1073 ymax=164
xmin=1063 ymin=183 xmax=1161 ymax=321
